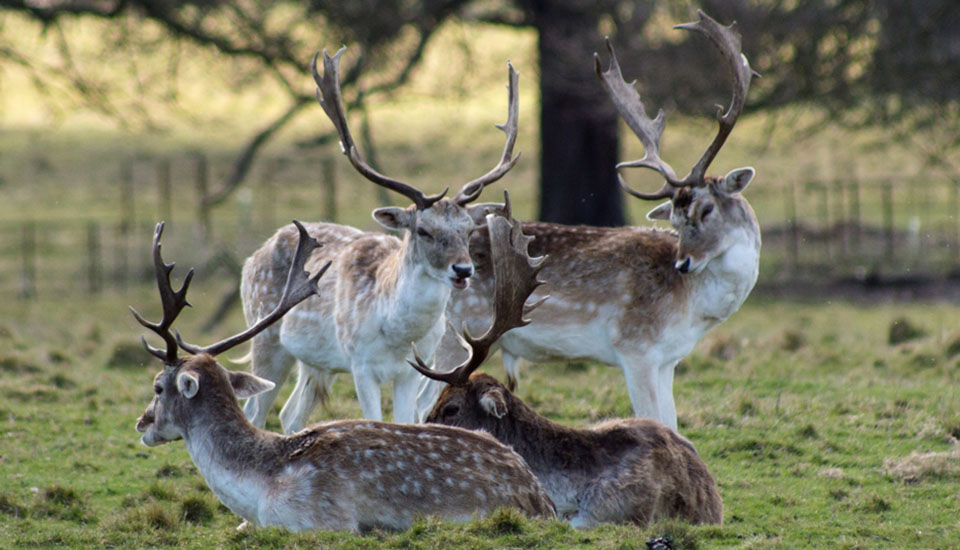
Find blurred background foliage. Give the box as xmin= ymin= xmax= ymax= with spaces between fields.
xmin=2 ymin=0 xmax=957 ymax=224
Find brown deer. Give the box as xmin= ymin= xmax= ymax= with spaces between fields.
xmin=132 ymin=221 xmax=555 ymax=533
xmin=411 ymin=244 xmax=722 ymax=528
xmin=240 ymin=48 xmax=520 ymax=431
xmin=435 ymin=11 xmax=760 ymax=430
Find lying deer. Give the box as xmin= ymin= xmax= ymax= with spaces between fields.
xmin=435 ymin=11 xmax=760 ymax=429
xmin=409 ymin=217 xmax=722 ymax=527
xmin=240 ymin=48 xmax=520 ymax=431
xmin=132 ymin=221 xmax=554 ymax=532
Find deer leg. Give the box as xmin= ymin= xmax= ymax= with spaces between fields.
xmin=351 ymin=367 xmax=384 ymax=421
xmin=501 ymin=350 xmax=523 ymax=391
xmin=244 ymin=335 xmax=295 ymax=428
xmin=279 ymin=362 xmax=334 ymax=434
xmin=657 ymin=361 xmax=678 ymax=428
xmin=391 ymin=370 xmax=421 ymax=424
xmin=617 ymin=353 xmax=670 ymax=427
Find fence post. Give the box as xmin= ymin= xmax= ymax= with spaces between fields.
xmin=817 ymin=181 xmax=830 ymax=261
xmin=882 ymin=180 xmax=895 ymax=260
xmin=952 ymin=179 xmax=960 ymax=259
xmin=157 ymin=156 xmax=172 ymax=224
xmin=322 ymin=157 xmax=337 ymax=222
xmin=784 ymin=181 xmax=799 ymax=271
xmin=19 ymin=221 xmax=36 ymax=299
xmin=848 ymin=167 xmax=861 ymax=252
xmin=834 ymin=179 xmax=847 ymax=259
xmin=120 ymin=157 xmax=135 ymax=234
xmin=87 ymin=221 xmax=102 ymax=294
xmin=193 ymin=151 xmax=211 ymax=242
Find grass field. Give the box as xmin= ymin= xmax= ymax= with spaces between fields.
xmin=2 ymin=13 xmax=959 ymax=549
xmin=1 ymin=286 xmax=958 ymax=549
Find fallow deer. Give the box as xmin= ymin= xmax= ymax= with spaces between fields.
xmin=240 ymin=48 xmax=520 ymax=431
xmin=133 ymin=221 xmax=554 ymax=533
xmin=410 ymin=214 xmax=721 ymax=528
xmin=434 ymin=11 xmax=760 ymax=429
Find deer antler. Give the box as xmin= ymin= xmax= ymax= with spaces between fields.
xmin=595 ymin=10 xmax=759 ymax=200
xmin=130 ymin=222 xmax=195 ymax=365
xmin=453 ymin=62 xmax=522 ymax=206
xmin=312 ymin=48 xmax=446 ymax=210
xmin=176 ymin=220 xmax=329 ymax=357
xmin=409 ymin=191 xmax=547 ymax=386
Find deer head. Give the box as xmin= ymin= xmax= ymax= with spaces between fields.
xmin=312 ymin=48 xmax=521 ymax=289
xmin=596 ymin=10 xmax=760 ymax=274
xmin=410 ymin=195 xmax=546 ymax=403
xmin=132 ymin=221 xmax=328 ymax=446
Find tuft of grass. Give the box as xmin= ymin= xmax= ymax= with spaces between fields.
xmin=883 ymin=444 xmax=960 ymax=484
xmin=0 ymin=355 xmax=42 ymax=373
xmin=156 ymin=464 xmax=184 ymax=478
xmin=780 ymin=329 xmax=806 ymax=351
xmin=888 ymin=317 xmax=926 ymax=345
xmin=106 ymin=340 xmax=151 ymax=369
xmin=858 ymin=495 xmax=892 ymax=514
xmin=0 ymin=493 xmax=26 ymax=517
xmin=470 ymin=507 xmax=527 ymax=536
xmin=180 ymin=496 xmax=215 ymax=524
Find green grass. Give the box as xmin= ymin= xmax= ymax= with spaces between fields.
xmin=1 ymin=289 xmax=959 ymax=548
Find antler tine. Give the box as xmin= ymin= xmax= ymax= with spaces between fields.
xmin=409 ymin=192 xmax=547 ymax=386
xmin=674 ymin=10 xmax=758 ymax=185
xmin=454 ymin=62 xmax=522 ymax=206
xmin=595 ymin=38 xmax=683 ymax=201
xmin=312 ymin=49 xmax=446 ymax=211
xmin=178 ymin=220 xmax=328 ymax=357
xmin=129 ymin=222 xmax=194 ymax=364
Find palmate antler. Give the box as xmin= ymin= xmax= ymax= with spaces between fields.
xmin=312 ymin=48 xmax=520 ymax=210
xmin=408 ymin=192 xmax=547 ymax=386
xmin=595 ymin=10 xmax=760 ymax=200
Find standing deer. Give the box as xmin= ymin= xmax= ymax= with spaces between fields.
xmin=240 ymin=48 xmax=520 ymax=431
xmin=434 ymin=11 xmax=760 ymax=430
xmin=133 ymin=221 xmax=554 ymax=533
xmin=411 ymin=213 xmax=721 ymax=528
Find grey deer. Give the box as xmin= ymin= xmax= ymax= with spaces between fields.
xmin=435 ymin=11 xmax=761 ymax=429
xmin=240 ymin=48 xmax=520 ymax=431
xmin=132 ymin=221 xmax=554 ymax=532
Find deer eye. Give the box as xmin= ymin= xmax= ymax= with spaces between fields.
xmin=417 ymin=227 xmax=433 ymax=240
xmin=701 ymin=204 xmax=714 ymax=221
xmin=442 ymin=403 xmax=460 ymax=417
xmin=154 ymin=384 xmax=163 ymax=395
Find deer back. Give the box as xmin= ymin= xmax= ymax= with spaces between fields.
xmin=425 ymin=372 xmax=722 ymax=526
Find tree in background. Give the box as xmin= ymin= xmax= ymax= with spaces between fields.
xmin=1 ymin=0 xmax=958 ymax=226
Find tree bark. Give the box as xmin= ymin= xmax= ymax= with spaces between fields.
xmin=531 ymin=4 xmax=626 ymax=226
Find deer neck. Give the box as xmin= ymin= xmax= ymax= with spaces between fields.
xmin=181 ymin=400 xmax=282 ymax=522
xmin=688 ymin=221 xmax=760 ymax=324
xmin=381 ymin=235 xmax=452 ymax=331
xmin=484 ymin=398 xmax=599 ymax=478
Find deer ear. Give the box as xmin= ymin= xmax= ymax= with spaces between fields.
xmin=720 ymin=167 xmax=755 ymax=195
xmin=373 ymin=206 xmax=415 ymax=231
xmin=479 ymin=387 xmax=508 ymax=419
xmin=465 ymin=202 xmax=506 ymax=226
xmin=228 ymin=370 xmax=275 ymax=399
xmin=646 ymin=201 xmax=673 ymax=221
xmin=176 ymin=371 xmax=200 ymax=399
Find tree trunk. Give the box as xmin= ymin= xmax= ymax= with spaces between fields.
xmin=532 ymin=5 xmax=627 ymax=227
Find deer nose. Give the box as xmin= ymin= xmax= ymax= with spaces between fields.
xmin=452 ymin=264 xmax=474 ymax=279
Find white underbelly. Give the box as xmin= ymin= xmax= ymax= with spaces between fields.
xmin=280 ymin=309 xmax=349 ymax=372
xmin=499 ymin=317 xmax=620 ymax=365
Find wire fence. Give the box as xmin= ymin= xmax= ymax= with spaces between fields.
xmin=2 ymin=151 xmax=959 ymax=300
